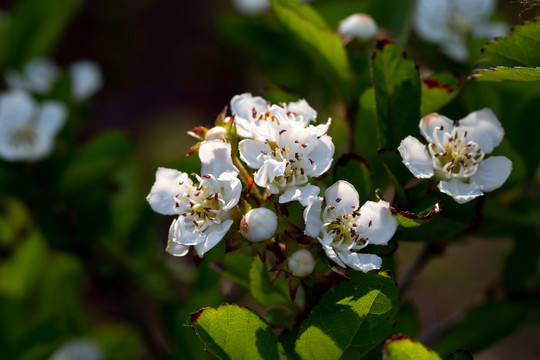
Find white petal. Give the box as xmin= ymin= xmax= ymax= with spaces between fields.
xmin=35 ymin=101 xmax=67 ymax=136
xmin=356 ymin=201 xmax=397 ymax=246
xmin=254 ymin=159 xmax=286 ymax=189
xmin=457 ymin=108 xmax=503 ymax=154
xmin=321 ymin=243 xmax=346 ymax=268
xmin=279 ymin=184 xmax=320 ymax=206
xmin=414 ymin=0 xmax=451 ymax=43
xmin=419 ymin=113 xmax=454 ymax=143
xmin=472 ymin=21 xmax=509 ymax=39
xmin=0 ymin=89 xmax=34 ymax=129
xmin=303 ymin=196 xmax=323 ymax=238
xmin=307 ymin=134 xmax=335 ymax=176
xmin=70 ymin=60 xmax=103 ymax=101
xmin=398 ymin=136 xmax=434 ymax=179
xmin=338 ymin=252 xmax=382 ymax=272
xmin=232 ymin=0 xmax=270 ymax=15
xmin=324 ymin=180 xmax=359 ymax=216
xmin=220 ymin=177 xmax=242 ymax=211
xmin=472 ymin=156 xmax=512 ymax=192
xmin=199 ymin=140 xmax=238 ymax=177
xmin=194 ymin=220 xmax=233 ymax=257
xmin=441 ymin=38 xmax=469 ymax=62
xmin=230 ymin=92 xmax=267 ymax=121
xmin=238 ymin=139 xmax=271 ymax=168
xmin=147 ymin=168 xmax=187 ymax=215
xmin=166 ymin=219 xmax=190 ymax=256
xmin=308 ymin=118 xmax=332 ymax=137
xmin=286 ymin=99 xmax=317 ymax=126
xmin=438 ymin=179 xmax=484 ymax=204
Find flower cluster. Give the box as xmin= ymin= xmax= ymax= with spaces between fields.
xmin=0 ymin=57 xmax=102 ymax=162
xmin=148 ymin=94 xmax=511 ymax=278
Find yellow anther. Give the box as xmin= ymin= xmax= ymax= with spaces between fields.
xmin=452 ymin=152 xmax=457 ymax=158
xmin=445 ymin=144 xmax=451 ymax=149
xmin=284 ymin=146 xmax=290 ymax=152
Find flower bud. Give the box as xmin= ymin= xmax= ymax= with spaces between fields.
xmin=205 ymin=126 xmax=228 ymax=141
xmin=338 ymin=13 xmax=378 ymax=40
xmin=288 ymin=249 xmax=315 ymax=277
xmin=239 ymin=208 xmax=278 ymax=243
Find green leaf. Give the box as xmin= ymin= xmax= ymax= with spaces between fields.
xmin=433 ymin=300 xmax=527 ymax=355
xmin=394 ymin=202 xmax=442 ymax=228
xmin=249 ymin=257 xmax=292 ymax=307
xmin=421 ymin=73 xmax=463 ymax=116
xmin=59 ymin=131 xmax=133 ymax=194
xmin=471 ymin=20 xmax=540 ymax=81
xmin=332 ymin=153 xmax=374 ymax=201
xmin=295 ymin=272 xmax=399 ymax=359
xmin=4 ymin=0 xmax=81 ymax=66
xmin=384 ymin=335 xmax=441 ymax=360
xmin=480 ymin=20 xmax=540 ymax=67
xmin=270 ymin=0 xmax=353 ymax=96
xmin=372 ymin=40 xmax=421 ymax=149
xmin=471 ymin=66 xmax=540 ymax=82
xmin=190 ymin=304 xmax=286 ymax=360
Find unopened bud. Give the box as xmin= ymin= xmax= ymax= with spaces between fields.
xmin=239 ymin=208 xmax=278 ymax=243
xmin=338 ymin=13 xmax=378 ymax=40
xmin=288 ymin=249 xmax=315 ymax=277
xmin=205 ymin=126 xmax=227 ymax=141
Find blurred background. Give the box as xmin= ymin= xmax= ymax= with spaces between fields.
xmin=0 ymin=0 xmax=539 ymax=359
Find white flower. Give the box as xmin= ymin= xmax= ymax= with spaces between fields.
xmin=338 ymin=13 xmax=378 ymax=40
xmin=230 ymin=93 xmax=324 ymax=140
xmin=288 ymin=249 xmax=315 ymax=277
xmin=0 ymin=89 xmax=67 ymax=162
xmin=5 ymin=58 xmax=59 ymax=94
xmin=69 ymin=60 xmax=103 ymax=101
xmin=49 ymin=339 xmax=103 ymax=360
xmin=414 ymin=0 xmax=509 ymax=61
xmin=303 ymin=181 xmax=398 ymax=272
xmin=205 ymin=126 xmax=227 ymax=141
xmin=238 ymin=106 xmax=334 ymax=206
xmin=147 ymin=140 xmax=241 ymax=257
xmin=239 ymin=207 xmax=278 ymax=242
xmin=398 ymin=109 xmax=512 ymax=204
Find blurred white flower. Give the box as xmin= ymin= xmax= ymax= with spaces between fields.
xmin=147 ymin=140 xmax=241 ymax=257
xmin=0 ymin=89 xmax=67 ymax=162
xmin=338 ymin=13 xmax=378 ymax=41
xmin=205 ymin=126 xmax=228 ymax=141
xmin=398 ymin=109 xmax=512 ymax=204
xmin=49 ymin=339 xmax=103 ymax=360
xmin=5 ymin=58 xmax=58 ymax=94
xmin=239 ymin=207 xmax=278 ymax=242
xmin=414 ymin=0 xmax=509 ymax=61
xmin=69 ymin=60 xmax=103 ymax=101
xmin=232 ymin=0 xmax=313 ymax=15
xmin=238 ymin=105 xmax=334 ymax=206
xmin=288 ymin=249 xmax=315 ymax=277
xmin=304 ymin=181 xmax=397 ymax=272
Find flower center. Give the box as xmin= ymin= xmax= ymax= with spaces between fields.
xmin=174 ymin=176 xmax=224 ymax=231
xmin=428 ymin=126 xmax=485 ymax=179
xmin=322 ymin=208 xmax=369 ymax=248
xmin=9 ymin=124 xmax=37 ymax=147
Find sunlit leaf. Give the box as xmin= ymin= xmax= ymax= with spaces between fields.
xmin=295 ymin=272 xmax=399 ymax=359
xmin=384 ymin=335 xmax=441 ymax=360
xmin=190 ymin=304 xmax=287 ymax=360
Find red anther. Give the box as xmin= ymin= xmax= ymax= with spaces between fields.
xmin=175 ymin=203 xmax=179 ymax=208
xmin=192 ymin=220 xmax=199 ymax=226
xmin=214 ymin=193 xmax=219 ymax=201
xmin=301 ymin=143 xmax=308 ymax=148
xmin=179 ymin=181 xmax=184 ymax=185
xmin=295 ymin=140 xmax=299 ymax=143
xmin=252 ymin=107 xmax=257 ymax=117
xmin=279 ymin=129 xmax=287 ymax=135
xmin=295 ymin=153 xmax=300 ymax=160
xmin=300 ymin=167 xmax=305 ymax=175
xmin=329 ymin=205 xmax=335 ymax=210
xmin=194 ymin=191 xmax=200 ymax=197
xmin=336 ymin=198 xmax=342 ymax=202
xmin=464 ymin=131 xmax=468 ymax=137
xmin=202 ymin=174 xmax=211 ymax=178
xmin=354 ymin=211 xmax=361 ymax=216
xmin=309 ymin=158 xmax=314 ymax=164
xmin=261 ymin=150 xmax=268 ymax=155
xmin=368 ymin=220 xmax=372 ymax=227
